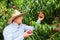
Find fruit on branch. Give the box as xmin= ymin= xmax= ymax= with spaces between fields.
xmin=12 ymin=6 xmax=18 ymax=9
xmin=57 ymin=23 xmax=60 ymax=27
xmin=54 ymin=27 xmax=59 ymax=32
xmin=39 ymin=11 xmax=44 ymax=18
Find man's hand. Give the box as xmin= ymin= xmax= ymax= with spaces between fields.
xmin=38 ymin=11 xmax=44 ymax=21
xmin=38 ymin=16 xmax=44 ymax=21
xmin=23 ymin=31 xmax=33 ymax=38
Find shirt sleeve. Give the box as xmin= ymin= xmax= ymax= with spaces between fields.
xmin=24 ymin=20 xmax=41 ymax=31
xmin=24 ymin=24 xmax=35 ymax=31
xmin=36 ymin=19 xmax=41 ymax=24
xmin=3 ymin=27 xmax=24 ymax=40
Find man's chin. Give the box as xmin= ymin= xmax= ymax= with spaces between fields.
xmin=19 ymin=22 xmax=22 ymax=25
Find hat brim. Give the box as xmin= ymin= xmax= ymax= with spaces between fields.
xmin=8 ymin=13 xmax=25 ymax=24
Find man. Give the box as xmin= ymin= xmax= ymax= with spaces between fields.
xmin=3 ymin=9 xmax=44 ymax=40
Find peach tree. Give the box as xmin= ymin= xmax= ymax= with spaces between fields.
xmin=0 ymin=0 xmax=60 ymax=40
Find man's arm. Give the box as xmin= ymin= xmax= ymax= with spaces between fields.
xmin=24 ymin=24 xmax=34 ymax=31
xmin=24 ymin=20 xmax=41 ymax=31
xmin=36 ymin=17 xmax=44 ymax=24
xmin=24 ymin=17 xmax=44 ymax=31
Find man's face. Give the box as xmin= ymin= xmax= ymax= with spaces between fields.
xmin=14 ymin=16 xmax=23 ymax=24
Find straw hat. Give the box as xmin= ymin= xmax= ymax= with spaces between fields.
xmin=8 ymin=9 xmax=25 ymax=24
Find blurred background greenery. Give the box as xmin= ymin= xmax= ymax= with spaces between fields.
xmin=0 ymin=0 xmax=60 ymax=40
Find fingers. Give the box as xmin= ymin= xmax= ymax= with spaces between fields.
xmin=23 ymin=32 xmax=33 ymax=38
xmin=27 ymin=32 xmax=33 ymax=36
xmin=26 ymin=31 xmax=33 ymax=36
xmin=38 ymin=16 xmax=44 ymax=21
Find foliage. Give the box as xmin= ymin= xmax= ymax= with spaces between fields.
xmin=12 ymin=0 xmax=60 ymax=24
xmin=0 ymin=0 xmax=60 ymax=40
xmin=25 ymin=21 xmax=60 ymax=40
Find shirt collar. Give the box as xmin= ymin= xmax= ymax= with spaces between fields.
xmin=12 ymin=22 xmax=20 ymax=27
xmin=12 ymin=22 xmax=23 ymax=28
